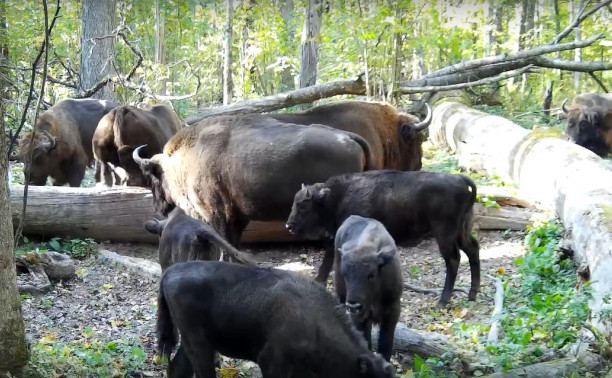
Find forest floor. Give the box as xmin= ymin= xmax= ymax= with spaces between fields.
xmin=14 ymin=142 xmax=602 ymax=377
xmin=19 ymin=230 xmax=525 ymax=378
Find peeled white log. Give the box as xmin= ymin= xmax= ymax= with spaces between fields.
xmin=430 ymin=101 xmax=612 ymax=335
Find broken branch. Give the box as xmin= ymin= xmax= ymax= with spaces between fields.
xmin=551 ymin=1 xmax=612 ymax=44
xmin=486 ymin=274 xmax=504 ymax=344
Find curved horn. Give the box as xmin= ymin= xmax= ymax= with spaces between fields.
xmin=562 ymin=98 xmax=570 ymax=113
xmin=132 ymin=145 xmax=151 ymax=169
xmin=413 ymin=103 xmax=432 ymax=131
xmin=41 ymin=129 xmax=57 ymax=150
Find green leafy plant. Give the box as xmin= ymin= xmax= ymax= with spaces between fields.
xmin=48 ymin=237 xmax=96 ymax=259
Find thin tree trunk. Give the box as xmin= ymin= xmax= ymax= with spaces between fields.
xmin=0 ymin=1 xmax=28 ymax=370
xmin=573 ymin=0 xmax=584 ymax=89
xmin=280 ymin=0 xmax=295 ymax=92
xmin=80 ymin=0 xmax=116 ymax=100
xmin=223 ymin=0 xmax=234 ymax=105
xmin=155 ymin=0 xmax=166 ymax=95
xmin=299 ymin=0 xmax=322 ymax=89
xmin=493 ymin=4 xmax=503 ymax=55
xmin=519 ymin=0 xmax=536 ymax=94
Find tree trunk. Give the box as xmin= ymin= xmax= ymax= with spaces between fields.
xmin=80 ymin=0 xmax=116 ymax=100
xmin=154 ymin=0 xmax=166 ymax=95
xmin=9 ymin=184 xmax=534 ymax=244
xmin=0 ymin=4 xmax=29 ymax=368
xmin=223 ymin=0 xmax=234 ymax=105
xmin=430 ymin=101 xmax=612 ymax=336
xmin=299 ymin=0 xmax=322 ymax=89
xmin=572 ymin=0 xmax=584 ymax=89
xmin=279 ymin=0 xmax=295 ymax=92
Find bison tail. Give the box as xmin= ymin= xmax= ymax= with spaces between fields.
xmin=459 ymin=175 xmax=479 ymax=250
xmin=197 ymin=229 xmax=258 ymax=267
xmin=156 ymin=281 xmax=178 ymax=363
xmin=112 ymin=106 xmax=131 ymax=148
xmin=347 ymin=132 xmax=376 ymax=171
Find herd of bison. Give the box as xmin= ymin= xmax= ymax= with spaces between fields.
xmin=11 ymin=92 xmax=612 ymax=377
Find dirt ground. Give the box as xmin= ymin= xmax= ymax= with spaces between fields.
xmin=20 ymin=229 xmax=525 ymax=377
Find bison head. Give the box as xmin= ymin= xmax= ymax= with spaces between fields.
xmin=563 ymin=99 xmax=611 ymax=157
xmin=118 ymin=145 xmax=149 ymax=186
xmin=286 ymin=183 xmax=334 ymax=240
xmin=132 ymin=145 xmax=176 ymax=216
xmin=355 ymin=353 xmax=394 ymax=378
xmin=339 ymin=244 xmax=396 ymax=319
xmin=397 ymin=103 xmax=432 ymax=171
xmin=18 ymin=129 xmax=58 ymax=185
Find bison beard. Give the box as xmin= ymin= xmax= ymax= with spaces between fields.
xmin=286 ymin=170 xmax=480 ymax=308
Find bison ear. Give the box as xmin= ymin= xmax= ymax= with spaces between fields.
xmin=400 ymin=122 xmax=415 ymax=142
xmin=143 ymin=220 xmax=163 ymax=235
xmin=377 ymin=246 xmax=396 ymax=266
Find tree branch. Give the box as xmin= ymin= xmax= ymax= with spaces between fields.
xmin=551 ymin=1 xmax=612 ymax=44
xmin=417 ymin=33 xmax=603 ymax=81
xmin=7 ymin=0 xmax=60 ymax=159
xmin=185 ymin=75 xmax=367 ymax=124
xmin=589 ymin=72 xmax=609 ymax=93
xmin=400 ymin=66 xmax=534 ymax=94
xmin=531 ymin=56 xmax=612 ymax=72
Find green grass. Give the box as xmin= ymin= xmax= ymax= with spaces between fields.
xmin=16 ymin=237 xmax=97 ymax=259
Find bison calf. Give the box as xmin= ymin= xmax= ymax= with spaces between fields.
xmin=286 ymin=170 xmax=480 ymax=307
xmin=335 ymin=215 xmax=402 ymax=361
xmin=157 ymin=261 xmax=394 ymax=378
xmin=144 ymin=207 xmax=256 ymax=272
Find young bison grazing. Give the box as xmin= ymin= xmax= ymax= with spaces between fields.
xmin=335 ymin=215 xmax=402 ymax=361
xmin=144 ymin=208 xmax=256 ymax=272
xmin=286 ymin=170 xmax=480 ymax=308
xmin=157 ymin=261 xmax=394 ymax=378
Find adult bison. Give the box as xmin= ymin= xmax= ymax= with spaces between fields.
xmin=132 ymin=115 xmax=374 ymax=245
xmin=563 ymin=93 xmax=612 ymax=157
xmin=270 ymin=101 xmax=432 ymax=171
xmin=16 ymin=98 xmax=117 ymax=186
xmin=93 ymin=104 xmax=182 ymax=186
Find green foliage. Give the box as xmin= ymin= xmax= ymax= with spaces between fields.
xmin=16 ymin=237 xmax=96 ymax=259
xmin=28 ymin=335 xmax=148 ymax=377
xmin=488 ymin=219 xmax=590 ymax=371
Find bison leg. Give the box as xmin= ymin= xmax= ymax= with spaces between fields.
xmin=98 ymin=162 xmax=114 ymax=187
xmin=436 ymin=237 xmax=461 ymax=308
xmin=257 ymin=343 xmax=291 ymax=378
xmin=314 ymin=240 xmax=335 ymax=285
xmin=66 ymin=158 xmax=86 ymax=187
xmin=354 ymin=318 xmax=373 ymax=350
xmin=459 ymin=234 xmax=481 ymax=301
xmin=180 ymin=335 xmax=216 ymax=378
xmin=168 ymin=344 xmax=195 ymax=378
xmin=378 ymin=304 xmax=401 ymax=361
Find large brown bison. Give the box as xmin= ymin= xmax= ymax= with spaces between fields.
xmin=17 ymin=98 xmax=117 ymax=186
xmin=269 ymin=101 xmax=432 ymax=171
xmin=93 ymin=104 xmax=182 ymax=186
xmin=132 ymin=115 xmax=374 ymax=245
xmin=563 ymin=93 xmax=612 ymax=157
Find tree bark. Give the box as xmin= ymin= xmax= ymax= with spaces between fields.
xmin=223 ymin=0 xmax=234 ymax=105
xmin=572 ymin=0 xmax=584 ymax=89
xmin=299 ymin=0 xmax=322 ymax=89
xmin=0 ymin=2 xmax=29 ymax=368
xmin=80 ymin=0 xmax=116 ymax=100
xmin=154 ymin=0 xmax=166 ymax=95
xmin=430 ymin=101 xmax=612 ymax=336
xmin=9 ymin=184 xmax=535 ymax=245
xmin=279 ymin=0 xmax=295 ymax=92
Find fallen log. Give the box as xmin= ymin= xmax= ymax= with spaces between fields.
xmin=371 ymin=322 xmax=453 ymax=358
xmin=483 ymin=351 xmax=603 ymax=378
xmin=185 ymin=75 xmax=366 ymax=124
xmin=430 ymin=101 xmax=612 ymax=335
xmin=15 ymin=252 xmax=76 ymax=294
xmin=10 ymin=184 xmax=534 ymax=245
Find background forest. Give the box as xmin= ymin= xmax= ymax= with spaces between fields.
xmin=2 ymin=0 xmax=611 ymax=128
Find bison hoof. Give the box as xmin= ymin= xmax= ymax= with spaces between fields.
xmin=468 ymin=290 xmax=478 ymax=301
xmin=436 ymin=299 xmax=450 ymax=309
